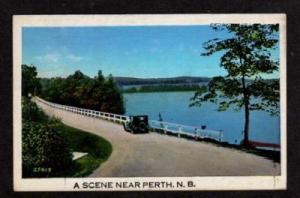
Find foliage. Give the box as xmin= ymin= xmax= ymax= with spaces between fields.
xmin=22 ymin=98 xmax=73 ymax=177
xmin=123 ymin=84 xmax=207 ymax=93
xmin=40 ymin=70 xmax=125 ymax=114
xmin=22 ymin=121 xmax=73 ymax=177
xmin=115 ymin=76 xmax=210 ymax=86
xmin=22 ymin=64 xmax=41 ymax=97
xmin=190 ymin=24 xmax=280 ymax=146
xmin=22 ymin=97 xmax=48 ymax=123
xmin=100 ymin=74 xmax=125 ymax=114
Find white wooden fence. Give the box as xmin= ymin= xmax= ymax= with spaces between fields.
xmin=35 ymin=97 xmax=223 ymax=142
xmin=150 ymin=120 xmax=223 ymax=142
xmin=35 ymin=97 xmax=129 ymax=124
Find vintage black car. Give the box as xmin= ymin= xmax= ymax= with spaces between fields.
xmin=123 ymin=115 xmax=149 ymax=134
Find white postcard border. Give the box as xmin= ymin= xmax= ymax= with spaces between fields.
xmin=13 ymin=14 xmax=287 ymax=191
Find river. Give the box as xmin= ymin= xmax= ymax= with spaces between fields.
xmin=123 ymin=91 xmax=280 ymax=144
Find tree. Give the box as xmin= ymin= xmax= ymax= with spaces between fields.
xmin=89 ymin=70 xmax=105 ymax=110
xmin=66 ymin=70 xmax=88 ymax=106
xmin=101 ymin=74 xmax=125 ymax=114
xmin=190 ymin=24 xmax=279 ymax=147
xmin=42 ymin=77 xmax=65 ymax=103
xmin=97 ymin=70 xmax=105 ymax=83
xmin=22 ymin=64 xmax=41 ymax=97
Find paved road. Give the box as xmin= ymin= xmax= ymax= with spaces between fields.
xmin=35 ymin=100 xmax=280 ymax=177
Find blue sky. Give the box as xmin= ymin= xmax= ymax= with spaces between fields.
xmin=22 ymin=26 xmax=279 ymax=78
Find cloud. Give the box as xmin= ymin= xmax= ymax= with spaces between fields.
xmin=34 ymin=48 xmax=83 ymax=64
xmin=66 ymin=54 xmax=83 ymax=62
xmin=37 ymin=65 xmax=72 ymax=78
xmin=35 ymin=53 xmax=59 ymax=63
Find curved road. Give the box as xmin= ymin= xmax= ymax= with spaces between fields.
xmin=35 ymin=100 xmax=280 ymax=177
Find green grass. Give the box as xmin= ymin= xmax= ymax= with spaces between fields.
xmin=53 ymin=123 xmax=113 ymax=177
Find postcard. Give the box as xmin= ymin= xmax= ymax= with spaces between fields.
xmin=13 ymin=14 xmax=286 ymax=191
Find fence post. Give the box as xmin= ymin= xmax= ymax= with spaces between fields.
xmin=164 ymin=124 xmax=168 ymax=134
xmin=219 ymin=130 xmax=223 ymax=142
xmin=178 ymin=126 xmax=182 ymax=138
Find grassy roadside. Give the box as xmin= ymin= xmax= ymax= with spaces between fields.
xmin=53 ymin=123 xmax=113 ymax=177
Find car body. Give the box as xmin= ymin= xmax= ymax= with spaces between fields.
xmin=123 ymin=115 xmax=149 ymax=134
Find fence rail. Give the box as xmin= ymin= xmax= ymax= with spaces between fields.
xmin=35 ymin=97 xmax=130 ymax=124
xmin=150 ymin=120 xmax=223 ymax=142
xmin=34 ymin=97 xmax=223 ymax=142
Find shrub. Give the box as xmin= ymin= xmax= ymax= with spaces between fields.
xmin=22 ymin=97 xmax=48 ymax=123
xmin=22 ymin=121 xmax=73 ymax=177
xmin=22 ymin=98 xmax=73 ymax=177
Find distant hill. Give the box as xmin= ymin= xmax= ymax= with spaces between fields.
xmin=113 ymin=76 xmax=211 ymax=86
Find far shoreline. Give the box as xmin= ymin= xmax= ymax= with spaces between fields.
xmin=122 ymin=90 xmax=197 ymax=94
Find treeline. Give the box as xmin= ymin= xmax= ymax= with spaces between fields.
xmin=123 ymin=84 xmax=207 ymax=93
xmin=21 ymin=64 xmax=125 ymax=114
xmin=114 ymin=76 xmax=210 ymax=86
